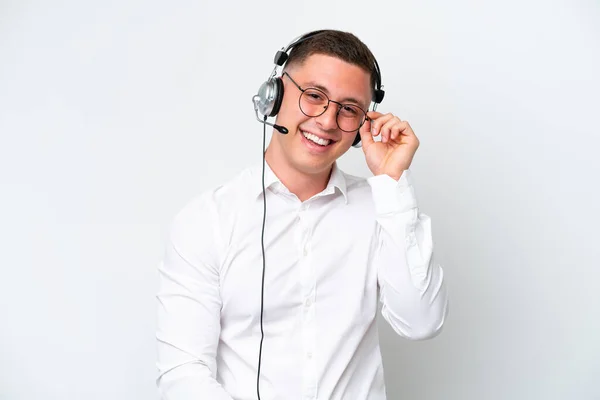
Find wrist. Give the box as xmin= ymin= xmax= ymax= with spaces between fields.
xmin=376 ymin=170 xmax=405 ymax=181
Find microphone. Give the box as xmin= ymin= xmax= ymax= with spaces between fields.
xmin=252 ymin=96 xmax=289 ymax=134
xmin=266 ymin=121 xmax=289 ymax=134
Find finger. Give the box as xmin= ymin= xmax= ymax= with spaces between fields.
xmin=390 ymin=120 xmax=409 ymax=141
xmin=366 ymin=111 xmax=384 ymax=121
xmin=397 ymin=121 xmax=417 ymax=142
xmin=370 ymin=113 xmax=395 ymax=137
xmin=380 ymin=116 xmax=401 ymax=143
xmin=389 ymin=125 xmax=402 ymax=143
xmin=365 ymin=111 xmax=383 ymax=136
xmin=396 ymin=121 xmax=420 ymax=149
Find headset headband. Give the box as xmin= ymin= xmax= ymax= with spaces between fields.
xmin=272 ymin=30 xmax=385 ymax=104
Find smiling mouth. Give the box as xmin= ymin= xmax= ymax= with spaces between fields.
xmin=301 ymin=130 xmax=336 ymax=147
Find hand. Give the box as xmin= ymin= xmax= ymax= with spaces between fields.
xmin=358 ymin=111 xmax=420 ymax=181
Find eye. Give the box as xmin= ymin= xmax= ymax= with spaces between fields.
xmin=303 ymin=89 xmax=326 ymax=104
xmin=339 ymin=105 xmax=359 ymax=117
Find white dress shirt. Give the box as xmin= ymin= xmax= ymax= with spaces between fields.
xmin=156 ymin=161 xmax=448 ymax=400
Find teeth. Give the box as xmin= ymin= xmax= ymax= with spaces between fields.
xmin=302 ymin=131 xmax=331 ymax=146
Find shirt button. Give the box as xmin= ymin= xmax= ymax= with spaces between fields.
xmin=305 ymin=298 xmax=312 ymax=307
xmin=303 ymin=247 xmax=308 ymax=256
xmin=306 ymin=352 xmax=313 ymax=359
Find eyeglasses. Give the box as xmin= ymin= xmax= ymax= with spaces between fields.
xmin=283 ymin=72 xmax=368 ymax=132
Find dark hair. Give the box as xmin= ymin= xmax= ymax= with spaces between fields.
xmin=283 ymin=30 xmax=379 ymax=98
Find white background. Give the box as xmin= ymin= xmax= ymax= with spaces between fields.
xmin=1 ymin=0 xmax=599 ymax=399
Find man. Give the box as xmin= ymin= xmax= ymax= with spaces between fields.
xmin=156 ymin=30 xmax=448 ymax=400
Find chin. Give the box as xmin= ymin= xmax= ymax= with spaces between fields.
xmin=292 ymin=154 xmax=336 ymax=175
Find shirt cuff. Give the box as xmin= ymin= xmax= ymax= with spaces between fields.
xmin=367 ymin=170 xmax=418 ymax=215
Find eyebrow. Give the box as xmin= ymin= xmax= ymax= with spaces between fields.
xmin=304 ymin=80 xmax=368 ymax=108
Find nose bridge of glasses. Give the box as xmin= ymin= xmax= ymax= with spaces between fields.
xmin=326 ymin=100 xmax=363 ymax=132
xmin=317 ymin=98 xmax=339 ymax=124
xmin=313 ymin=95 xmax=346 ymax=118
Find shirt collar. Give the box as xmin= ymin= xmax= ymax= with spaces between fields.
xmin=252 ymin=160 xmax=348 ymax=204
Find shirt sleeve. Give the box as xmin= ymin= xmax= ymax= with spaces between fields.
xmin=367 ymin=170 xmax=449 ymax=340
xmin=155 ymin=193 xmax=234 ymax=399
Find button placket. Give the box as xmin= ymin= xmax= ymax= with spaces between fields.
xmin=303 ymin=302 xmax=317 ymax=399
xmin=298 ymin=203 xmax=317 ymax=399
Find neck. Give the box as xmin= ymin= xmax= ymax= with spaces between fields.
xmin=264 ymin=144 xmax=332 ymax=202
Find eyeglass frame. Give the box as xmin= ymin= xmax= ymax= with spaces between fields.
xmin=282 ymin=72 xmax=370 ymax=132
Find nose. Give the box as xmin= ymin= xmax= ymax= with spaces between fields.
xmin=314 ymin=102 xmax=339 ymax=131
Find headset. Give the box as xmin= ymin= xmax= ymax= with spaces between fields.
xmin=252 ymin=30 xmax=385 ymax=400
xmin=252 ymin=29 xmax=385 ymax=147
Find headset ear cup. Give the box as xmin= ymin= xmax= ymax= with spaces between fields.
xmin=352 ymin=132 xmax=361 ymax=147
xmin=269 ymin=77 xmax=284 ymax=117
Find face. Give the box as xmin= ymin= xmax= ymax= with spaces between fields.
xmin=269 ymin=53 xmax=372 ymax=176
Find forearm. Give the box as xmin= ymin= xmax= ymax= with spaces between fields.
xmin=157 ymin=194 xmax=233 ymax=399
xmin=376 ymin=219 xmax=448 ymax=340
xmin=369 ymin=170 xmax=449 ymax=339
xmin=156 ymin=361 xmax=234 ymax=400
xmin=156 ymin=273 xmax=234 ymax=400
